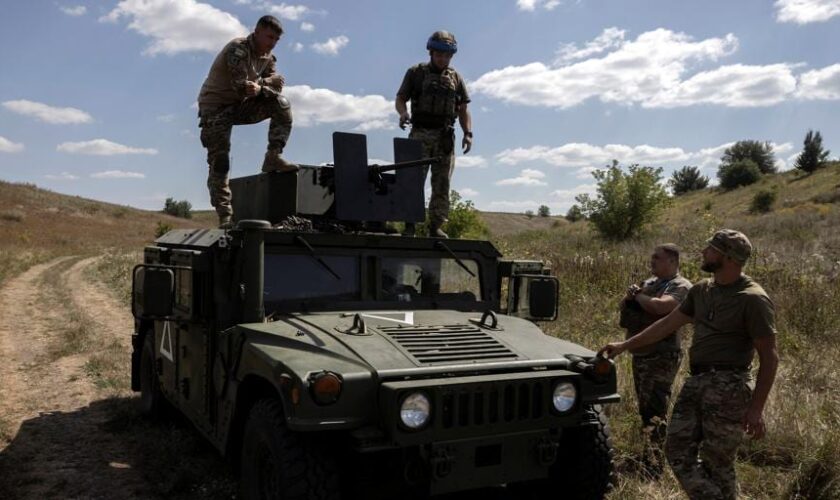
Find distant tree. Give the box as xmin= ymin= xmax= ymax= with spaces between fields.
xmin=565 ymin=204 xmax=584 ymax=222
xmin=721 ymin=140 xmax=777 ymax=174
xmin=669 ymin=166 xmax=709 ymax=195
xmin=794 ymin=130 xmax=831 ymax=174
xmin=524 ymin=210 xmax=535 ymax=219
xmin=750 ymin=189 xmax=777 ymax=214
xmin=718 ymin=159 xmax=762 ymax=190
xmin=163 ymin=197 xmax=193 ymax=219
xmin=575 ymin=161 xmax=670 ymax=240
xmin=537 ymin=205 xmax=551 ymax=217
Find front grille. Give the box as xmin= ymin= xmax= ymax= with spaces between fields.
xmin=379 ymin=324 xmax=518 ymax=365
xmin=438 ymin=380 xmax=546 ymax=429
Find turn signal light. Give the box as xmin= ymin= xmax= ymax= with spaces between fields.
xmin=309 ymin=371 xmax=343 ymax=405
xmin=592 ymin=357 xmax=614 ymax=377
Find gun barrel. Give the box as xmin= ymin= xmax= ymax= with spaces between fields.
xmin=370 ymin=157 xmax=442 ymax=174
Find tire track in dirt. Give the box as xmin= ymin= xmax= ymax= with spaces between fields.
xmin=0 ymin=256 xmax=149 ymax=499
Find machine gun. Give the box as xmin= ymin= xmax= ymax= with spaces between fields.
xmin=230 ymin=132 xmax=439 ymax=226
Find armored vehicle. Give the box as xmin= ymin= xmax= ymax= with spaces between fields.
xmin=131 ymin=133 xmax=620 ymax=499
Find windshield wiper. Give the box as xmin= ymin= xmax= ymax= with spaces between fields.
xmin=295 ymin=236 xmax=341 ymax=280
xmin=434 ymin=241 xmax=477 ymax=278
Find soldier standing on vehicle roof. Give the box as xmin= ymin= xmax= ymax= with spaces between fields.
xmin=600 ymin=230 xmax=779 ymax=500
xmin=396 ymin=30 xmax=473 ymax=238
xmin=197 ymin=15 xmax=297 ymax=229
xmin=619 ymin=243 xmax=692 ymax=476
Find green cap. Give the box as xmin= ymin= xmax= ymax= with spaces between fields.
xmin=706 ymin=229 xmax=752 ymax=264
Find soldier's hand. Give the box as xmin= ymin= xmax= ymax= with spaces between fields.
xmin=245 ymin=81 xmax=261 ymax=97
xmin=399 ymin=112 xmax=411 ymax=130
xmin=743 ymin=407 xmax=766 ymax=439
xmin=597 ymin=342 xmax=626 ymax=360
xmin=462 ymin=134 xmax=472 ymax=154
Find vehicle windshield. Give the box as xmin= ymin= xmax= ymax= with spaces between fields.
xmin=264 ymin=254 xmax=360 ymax=302
xmin=380 ymin=257 xmax=481 ymax=302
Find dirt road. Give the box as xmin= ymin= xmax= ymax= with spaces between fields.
xmin=0 ymin=257 xmax=233 ymax=499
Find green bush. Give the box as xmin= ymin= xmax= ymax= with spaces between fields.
xmin=575 ymin=161 xmax=670 ymax=240
xmin=417 ymin=190 xmax=488 ymax=239
xmin=565 ymin=204 xmax=584 ymax=222
xmin=718 ymin=159 xmax=762 ymax=190
xmin=524 ymin=210 xmax=534 ymax=219
xmin=721 ymin=140 xmax=777 ymax=174
xmin=538 ymin=205 xmax=551 ymax=217
xmin=750 ymin=189 xmax=777 ymax=213
xmin=155 ymin=221 xmax=173 ymax=238
xmin=669 ymin=166 xmax=709 ymax=195
xmin=794 ymin=130 xmax=830 ymax=174
xmin=163 ymin=198 xmax=193 ymax=219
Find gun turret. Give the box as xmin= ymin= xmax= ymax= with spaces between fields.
xmin=230 ymin=132 xmax=437 ymax=226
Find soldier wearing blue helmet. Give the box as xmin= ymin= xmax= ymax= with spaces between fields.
xmin=396 ymin=31 xmax=473 ymax=238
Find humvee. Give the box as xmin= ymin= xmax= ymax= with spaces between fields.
xmin=131 ymin=133 xmax=619 ymax=499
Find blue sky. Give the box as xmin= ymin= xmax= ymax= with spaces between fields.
xmin=1 ymin=0 xmax=839 ymax=214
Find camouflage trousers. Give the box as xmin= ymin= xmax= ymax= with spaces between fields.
xmin=409 ymin=126 xmax=455 ymax=228
xmin=199 ymin=91 xmax=293 ymax=217
xmin=632 ymin=351 xmax=682 ymax=453
xmin=665 ymin=370 xmax=752 ymax=500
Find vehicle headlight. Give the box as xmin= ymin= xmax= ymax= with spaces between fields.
xmin=399 ymin=392 xmax=431 ymax=429
xmin=552 ymin=381 xmax=577 ymax=413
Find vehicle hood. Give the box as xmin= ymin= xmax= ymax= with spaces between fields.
xmin=241 ymin=310 xmax=596 ymax=378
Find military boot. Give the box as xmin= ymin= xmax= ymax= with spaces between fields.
xmin=262 ymin=151 xmax=299 ymax=173
xmin=402 ymin=222 xmax=416 ymax=237
xmin=429 ymin=224 xmax=449 ymax=239
xmin=219 ymin=215 xmax=233 ymax=230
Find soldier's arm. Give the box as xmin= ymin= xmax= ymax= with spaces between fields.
xmin=260 ymin=56 xmax=284 ymax=89
xmin=635 ymin=293 xmax=680 ymax=316
xmin=598 ymin=308 xmax=691 ymax=359
xmin=226 ymin=43 xmax=254 ymax=98
xmin=458 ymin=103 xmax=472 ymax=151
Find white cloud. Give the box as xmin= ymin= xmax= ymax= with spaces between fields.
xmin=797 ymin=64 xmax=840 ymax=100
xmin=775 ymin=0 xmax=840 ymax=24
xmin=101 ymin=0 xmax=249 ymax=56
xmin=0 ymin=136 xmax=24 ymax=153
xmin=292 ymin=42 xmax=304 ymax=52
xmin=497 ymin=143 xmax=690 ymax=168
xmin=456 ymin=155 xmax=488 ymax=168
xmin=496 ymin=168 xmax=548 ymax=186
xmin=256 ymin=2 xmax=311 ymax=21
xmin=300 ymin=22 xmax=314 ymax=32
xmin=44 ymin=172 xmax=79 ymax=180
xmin=2 ymin=99 xmax=93 ymax=124
xmin=60 ymin=5 xmax=87 ymax=16
xmin=551 ymin=183 xmax=597 ymax=203
xmin=284 ymin=85 xmax=392 ymax=130
xmin=555 ymin=27 xmax=625 ymax=63
xmin=57 ymin=139 xmax=158 ymax=156
xmin=311 ymin=35 xmax=349 ymax=56
xmin=517 ymin=0 xmax=561 ymax=11
xmin=459 ymin=188 xmax=479 ymax=197
xmin=157 ymin=113 xmax=177 ymax=122
xmin=90 ymin=170 xmax=147 ymax=179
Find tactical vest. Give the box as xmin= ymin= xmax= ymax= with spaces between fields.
xmin=410 ymin=64 xmax=459 ymax=128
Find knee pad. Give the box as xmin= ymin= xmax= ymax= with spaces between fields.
xmin=212 ymin=153 xmax=230 ymax=174
xmin=276 ymin=95 xmax=291 ymax=109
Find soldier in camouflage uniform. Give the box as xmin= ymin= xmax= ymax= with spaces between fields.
xmin=619 ymin=243 xmax=691 ymax=474
xmin=197 ymin=15 xmax=297 ymax=228
xmin=396 ymin=31 xmax=473 ymax=238
xmin=600 ymin=230 xmax=779 ymax=500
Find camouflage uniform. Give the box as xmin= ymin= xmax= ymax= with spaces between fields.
xmin=198 ymin=34 xmax=293 ymax=219
xmin=664 ymin=231 xmax=776 ymax=500
xmin=620 ymin=274 xmax=691 ymax=465
xmin=397 ymin=63 xmax=469 ymax=228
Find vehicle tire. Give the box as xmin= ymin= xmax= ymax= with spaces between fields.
xmin=239 ymin=398 xmax=340 ymax=500
xmin=514 ymin=405 xmax=614 ymax=500
xmin=139 ymin=332 xmax=166 ymax=420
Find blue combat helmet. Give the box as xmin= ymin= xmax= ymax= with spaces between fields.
xmin=426 ymin=31 xmax=457 ymax=54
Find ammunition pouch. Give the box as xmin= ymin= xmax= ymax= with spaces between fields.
xmin=619 ymin=300 xmax=646 ymax=331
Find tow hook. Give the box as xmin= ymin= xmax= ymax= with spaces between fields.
xmin=537 ymin=437 xmax=559 ymax=465
xmin=430 ymin=448 xmax=455 ymax=478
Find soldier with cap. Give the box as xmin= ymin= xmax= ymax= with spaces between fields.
xmin=198 ymin=15 xmax=297 ymax=228
xmin=396 ymin=30 xmax=473 ymax=238
xmin=599 ymin=229 xmax=779 ymax=499
xmin=619 ymin=243 xmax=692 ymax=474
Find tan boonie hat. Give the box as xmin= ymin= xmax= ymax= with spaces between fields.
xmin=706 ymin=229 xmax=752 ymax=263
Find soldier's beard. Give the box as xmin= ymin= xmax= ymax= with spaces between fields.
xmin=701 ymin=260 xmax=722 ymax=273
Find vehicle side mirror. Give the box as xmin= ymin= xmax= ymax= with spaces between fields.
xmin=528 ymin=277 xmax=558 ymax=321
xmin=508 ymin=274 xmax=559 ymax=322
xmin=132 ymin=266 xmax=174 ymax=319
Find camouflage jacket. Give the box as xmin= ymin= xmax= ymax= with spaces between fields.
xmin=198 ymin=34 xmax=283 ymax=110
